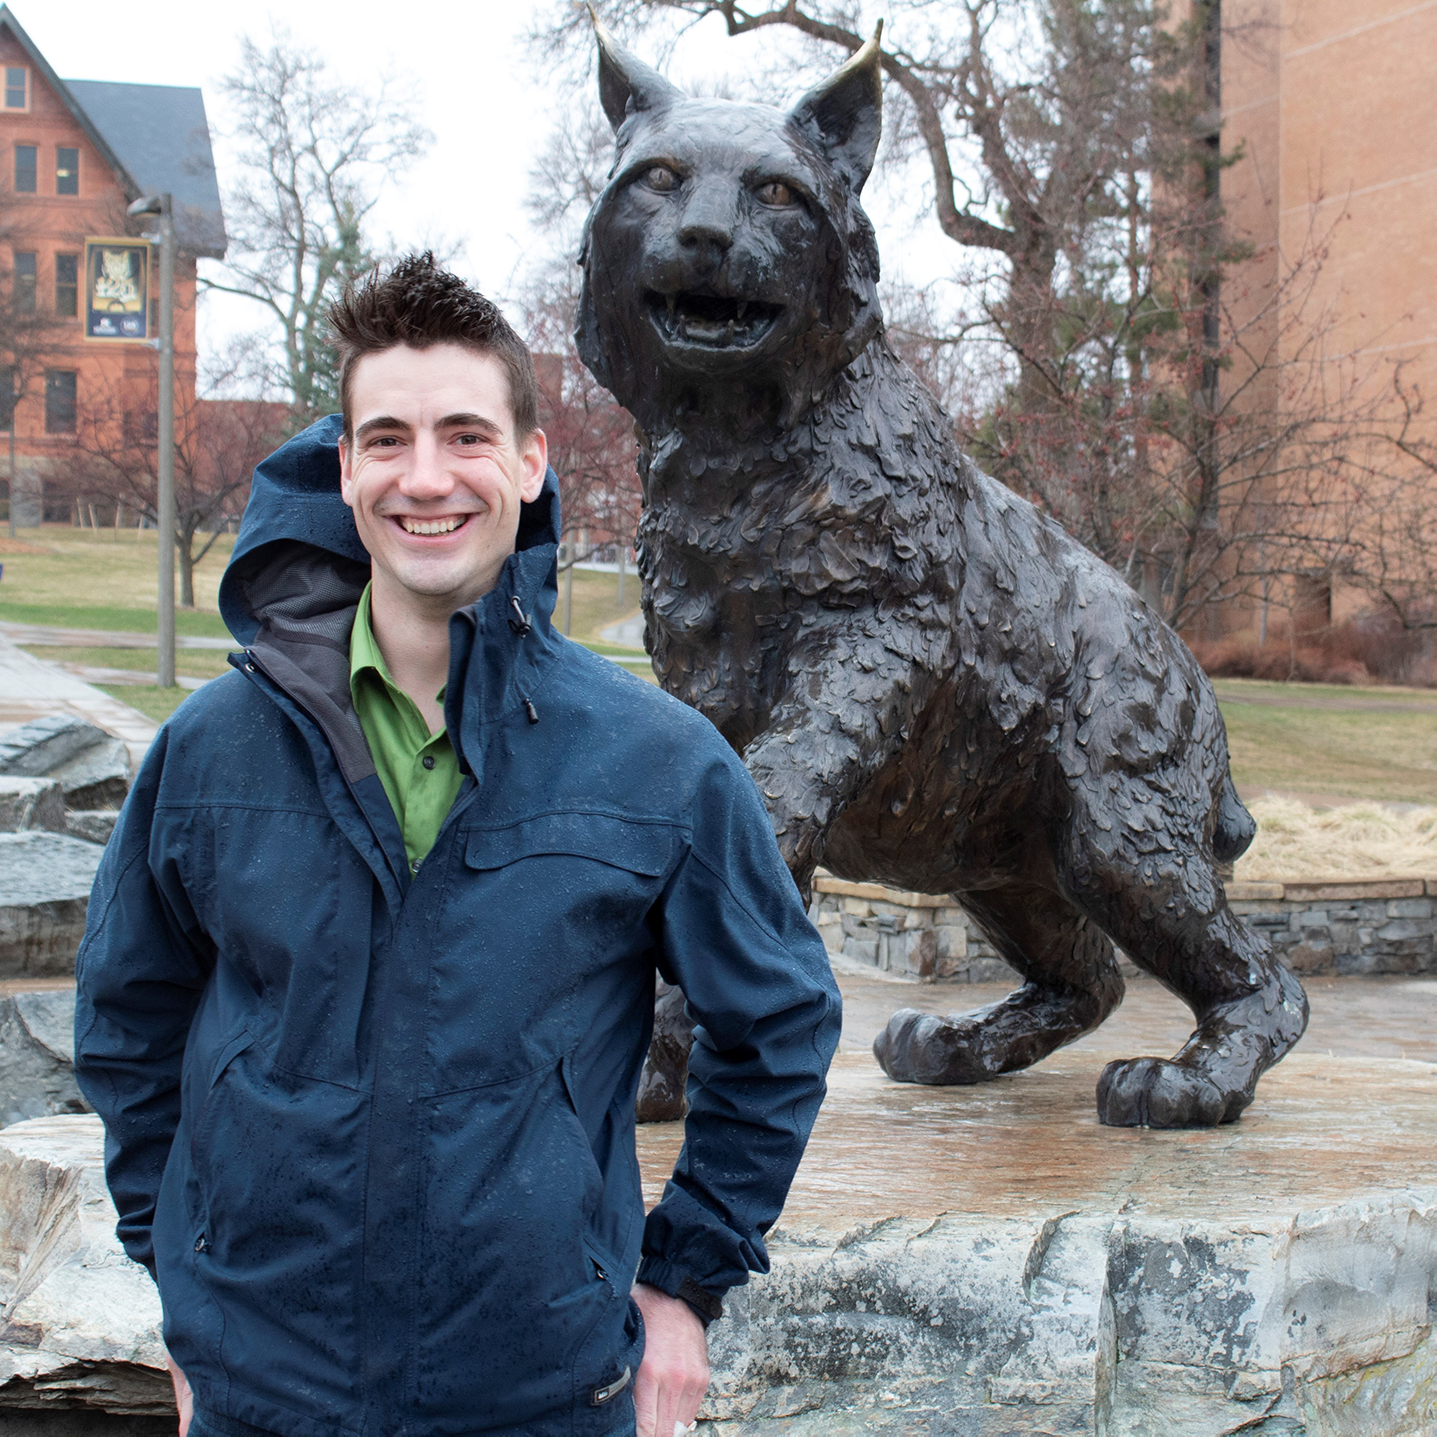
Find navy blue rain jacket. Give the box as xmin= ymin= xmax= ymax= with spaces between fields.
xmin=73 ymin=415 xmax=841 ymax=1437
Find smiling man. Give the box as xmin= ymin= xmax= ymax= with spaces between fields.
xmin=74 ymin=255 xmax=840 ymax=1437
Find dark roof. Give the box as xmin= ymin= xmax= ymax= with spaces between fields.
xmin=66 ymin=81 xmax=227 ymax=259
xmin=0 ymin=5 xmax=226 ymax=259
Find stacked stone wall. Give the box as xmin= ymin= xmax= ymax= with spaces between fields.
xmin=810 ymin=874 xmax=1437 ymax=982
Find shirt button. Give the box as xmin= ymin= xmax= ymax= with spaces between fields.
xmin=422 ymin=755 xmax=436 ymax=770
xmin=410 ymin=858 xmax=422 ymax=874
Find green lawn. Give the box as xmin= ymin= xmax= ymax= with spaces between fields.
xmin=21 ymin=645 xmax=235 ymax=680
xmin=1214 ymin=679 xmax=1437 ymax=803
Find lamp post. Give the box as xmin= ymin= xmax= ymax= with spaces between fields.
xmin=127 ymin=192 xmax=176 ymax=688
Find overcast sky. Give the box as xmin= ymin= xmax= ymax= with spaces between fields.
xmin=24 ymin=0 xmax=960 ymax=369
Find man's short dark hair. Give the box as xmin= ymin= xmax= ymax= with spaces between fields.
xmin=329 ymin=253 xmax=540 ymax=442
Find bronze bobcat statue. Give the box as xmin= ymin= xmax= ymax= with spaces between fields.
xmin=580 ymin=26 xmax=1307 ymax=1128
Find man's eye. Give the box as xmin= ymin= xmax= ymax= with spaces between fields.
xmin=644 ymin=165 xmax=681 ymax=193
xmin=756 ymin=181 xmax=796 ymax=207
xmin=455 ymin=433 xmax=482 ymax=445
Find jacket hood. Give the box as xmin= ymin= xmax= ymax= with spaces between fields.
xmin=220 ymin=413 xmax=563 ymax=645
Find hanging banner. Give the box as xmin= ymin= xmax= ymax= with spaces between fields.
xmin=83 ymin=237 xmax=151 ymax=342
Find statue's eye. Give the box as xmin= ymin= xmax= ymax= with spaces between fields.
xmin=756 ymin=181 xmax=796 ymax=207
xmin=644 ymin=166 xmax=681 ymax=193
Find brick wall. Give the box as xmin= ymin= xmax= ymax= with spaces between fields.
xmin=809 ymin=874 xmax=1437 ymax=983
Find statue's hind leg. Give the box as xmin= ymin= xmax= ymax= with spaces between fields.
xmin=1061 ymin=801 xmax=1309 ymax=1128
xmin=873 ymin=882 xmax=1124 ymax=1085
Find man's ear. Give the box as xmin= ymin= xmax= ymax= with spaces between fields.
xmin=786 ymin=24 xmax=884 ymax=193
xmin=592 ymin=13 xmax=683 ymax=132
xmin=338 ymin=437 xmax=356 ymax=507
xmin=519 ymin=429 xmax=549 ymax=504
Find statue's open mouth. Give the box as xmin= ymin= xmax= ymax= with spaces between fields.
xmin=647 ymin=291 xmax=783 ymax=350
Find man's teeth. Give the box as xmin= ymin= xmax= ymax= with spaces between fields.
xmin=399 ymin=516 xmax=464 ymax=535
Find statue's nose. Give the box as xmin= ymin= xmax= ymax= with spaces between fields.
xmin=678 ymin=195 xmax=735 ymax=268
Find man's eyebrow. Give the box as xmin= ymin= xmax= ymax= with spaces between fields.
xmin=438 ymin=412 xmax=504 ymax=437
xmin=354 ymin=415 xmax=413 ymax=441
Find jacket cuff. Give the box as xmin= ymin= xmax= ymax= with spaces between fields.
xmin=635 ymin=1255 xmax=725 ymax=1327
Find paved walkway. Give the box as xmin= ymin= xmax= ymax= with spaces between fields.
xmin=0 ymin=633 xmax=158 ymax=769
xmin=0 ymin=621 xmax=233 ymax=650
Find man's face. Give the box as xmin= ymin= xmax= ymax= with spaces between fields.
xmin=339 ymin=343 xmax=547 ymax=612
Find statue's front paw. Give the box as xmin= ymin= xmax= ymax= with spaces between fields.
xmin=1096 ymin=1057 xmax=1243 ymax=1128
xmin=873 ymin=1009 xmax=992 ymax=1086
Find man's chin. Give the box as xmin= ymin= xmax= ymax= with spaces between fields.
xmin=376 ymin=552 xmax=504 ymax=610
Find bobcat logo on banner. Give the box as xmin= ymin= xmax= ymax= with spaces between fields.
xmin=84 ymin=237 xmax=150 ymax=342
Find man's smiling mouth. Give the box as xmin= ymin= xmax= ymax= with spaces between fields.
xmin=396 ymin=515 xmax=470 ymax=536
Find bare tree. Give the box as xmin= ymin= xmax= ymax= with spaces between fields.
xmin=0 ymin=244 xmax=68 ymax=535
xmin=518 ymin=102 xmax=643 ymax=633
xmin=73 ymin=348 xmax=287 ymax=606
xmin=203 ymin=34 xmax=432 ymax=422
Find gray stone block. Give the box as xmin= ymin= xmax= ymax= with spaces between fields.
xmin=65 ymin=811 xmax=120 ymax=846
xmin=0 ymin=991 xmax=88 ymax=1126
xmin=0 ymin=834 xmax=105 ymax=978
xmin=0 ymin=778 xmax=65 ymax=835
xmin=0 ymin=716 xmax=110 ymax=779
xmin=1377 ymin=919 xmax=1436 ymax=943
xmin=1387 ymin=898 xmax=1434 ymax=920
xmin=48 ymin=739 xmax=131 ymax=810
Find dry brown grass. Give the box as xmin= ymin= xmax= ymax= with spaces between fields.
xmin=1235 ymin=797 xmax=1437 ymax=881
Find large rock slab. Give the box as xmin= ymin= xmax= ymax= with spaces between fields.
xmin=0 ymin=989 xmax=88 ymax=1126
xmin=0 ymin=714 xmax=131 ymax=814
xmin=637 ymin=1051 xmax=1437 ymax=1435
xmin=0 ymin=1116 xmax=169 ymax=1418
xmin=0 ymin=716 xmax=112 ymax=779
xmin=0 ymin=779 xmax=65 ymax=835
xmin=0 ymin=833 xmax=105 ymax=977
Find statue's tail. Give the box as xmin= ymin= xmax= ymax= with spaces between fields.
xmin=1212 ymin=774 xmax=1257 ymax=863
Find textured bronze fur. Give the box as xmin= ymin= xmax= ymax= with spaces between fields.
xmin=582 ymin=29 xmax=1307 ymax=1127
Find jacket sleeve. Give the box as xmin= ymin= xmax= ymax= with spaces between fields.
xmin=73 ymin=728 xmax=214 ymax=1279
xmin=636 ymin=747 xmax=842 ymax=1308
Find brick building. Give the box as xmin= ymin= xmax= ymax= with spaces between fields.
xmin=0 ymin=4 xmax=225 ymax=526
xmin=1219 ymin=0 xmax=1437 ymax=634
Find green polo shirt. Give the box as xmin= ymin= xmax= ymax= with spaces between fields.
xmin=349 ymin=583 xmax=463 ymax=870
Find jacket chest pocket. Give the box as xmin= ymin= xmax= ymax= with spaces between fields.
xmin=423 ymin=813 xmax=679 ymax=1083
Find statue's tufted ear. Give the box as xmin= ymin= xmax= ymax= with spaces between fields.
xmin=592 ymin=12 xmax=684 ymax=132
xmin=786 ymin=25 xmax=884 ymax=192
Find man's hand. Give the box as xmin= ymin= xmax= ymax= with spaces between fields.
xmin=165 ymin=1351 xmax=194 ymax=1437
xmin=632 ymin=1282 xmax=709 ymax=1437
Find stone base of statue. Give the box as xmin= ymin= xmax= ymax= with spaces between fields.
xmin=3 ymin=1048 xmax=1435 ymax=1433
xmin=640 ymin=1051 xmax=1437 ymax=1435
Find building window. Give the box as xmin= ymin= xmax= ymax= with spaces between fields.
xmin=55 ymin=253 xmax=78 ymax=317
xmin=44 ymin=370 xmax=77 ymax=434
xmin=14 ymin=252 xmax=35 ymax=313
xmin=4 ymin=67 xmax=26 ymax=110
xmin=56 ymin=147 xmax=79 ymax=196
xmin=14 ymin=144 xmax=35 ymax=193
xmin=0 ymin=367 xmax=14 ymax=430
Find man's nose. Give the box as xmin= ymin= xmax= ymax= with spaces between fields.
xmin=400 ymin=434 xmax=455 ymax=497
